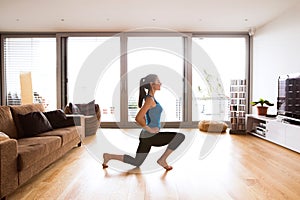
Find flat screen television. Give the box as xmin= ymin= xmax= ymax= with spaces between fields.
xmin=277 ymin=73 xmax=300 ymax=122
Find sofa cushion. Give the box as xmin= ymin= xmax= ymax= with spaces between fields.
xmin=0 ymin=106 xmax=18 ymax=139
xmin=17 ymin=136 xmax=61 ymax=171
xmin=18 ymin=112 xmax=53 ymax=137
xmin=43 ymin=109 xmax=75 ymax=129
xmin=10 ymin=104 xmax=45 ymax=138
xmin=37 ymin=126 xmax=80 ymax=146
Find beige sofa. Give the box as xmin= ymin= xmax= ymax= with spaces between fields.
xmin=0 ymin=104 xmax=81 ymax=199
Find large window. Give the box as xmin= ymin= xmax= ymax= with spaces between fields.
xmin=1 ymin=33 xmax=248 ymax=127
xmin=3 ymin=37 xmax=56 ymax=110
xmin=67 ymin=37 xmax=120 ymax=122
xmin=192 ymin=37 xmax=247 ymax=121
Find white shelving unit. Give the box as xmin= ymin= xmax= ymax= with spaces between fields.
xmin=246 ymin=114 xmax=300 ymax=153
xmin=246 ymin=114 xmax=275 ymax=138
xmin=229 ymin=79 xmax=246 ymax=134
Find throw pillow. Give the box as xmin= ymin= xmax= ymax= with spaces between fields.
xmin=18 ymin=112 xmax=53 ymax=137
xmin=0 ymin=132 xmax=10 ymax=141
xmin=76 ymin=100 xmax=96 ymax=116
xmin=69 ymin=102 xmax=81 ymax=114
xmin=10 ymin=103 xmax=45 ymax=138
xmin=44 ymin=109 xmax=75 ymax=129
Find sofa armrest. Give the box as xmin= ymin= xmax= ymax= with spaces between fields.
xmin=0 ymin=139 xmax=18 ymax=198
xmin=66 ymin=115 xmax=82 ymax=126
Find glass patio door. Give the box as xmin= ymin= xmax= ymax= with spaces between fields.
xmin=65 ymin=34 xmax=248 ymax=127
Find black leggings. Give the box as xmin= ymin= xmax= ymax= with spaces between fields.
xmin=123 ymin=130 xmax=185 ymax=167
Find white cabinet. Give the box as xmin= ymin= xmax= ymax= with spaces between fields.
xmin=247 ymin=114 xmax=300 ymax=153
xmin=266 ymin=121 xmax=285 ymax=145
xmin=285 ymin=124 xmax=300 ymax=153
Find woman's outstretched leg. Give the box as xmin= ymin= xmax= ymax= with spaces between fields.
xmin=123 ymin=140 xmax=151 ymax=167
xmin=102 ymin=140 xmax=151 ymax=168
xmin=102 ymin=153 xmax=148 ymax=168
xmin=102 ymin=153 xmax=124 ymax=168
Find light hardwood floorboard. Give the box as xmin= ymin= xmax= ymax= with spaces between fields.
xmin=7 ymin=129 xmax=300 ymax=200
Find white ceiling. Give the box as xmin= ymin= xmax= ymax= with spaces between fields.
xmin=0 ymin=0 xmax=299 ymax=32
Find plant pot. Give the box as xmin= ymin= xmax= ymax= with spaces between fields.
xmin=257 ymin=106 xmax=268 ymax=115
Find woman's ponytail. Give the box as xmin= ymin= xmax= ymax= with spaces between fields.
xmin=138 ymin=74 xmax=158 ymax=108
xmin=138 ymin=77 xmax=147 ymax=108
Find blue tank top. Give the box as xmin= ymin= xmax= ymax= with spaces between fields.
xmin=145 ymin=96 xmax=163 ymax=128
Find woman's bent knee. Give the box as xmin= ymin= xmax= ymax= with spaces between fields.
xmin=168 ymin=133 xmax=185 ymax=150
xmin=177 ymin=132 xmax=185 ymax=143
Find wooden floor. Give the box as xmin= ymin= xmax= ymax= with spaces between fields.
xmin=8 ymin=129 xmax=300 ymax=200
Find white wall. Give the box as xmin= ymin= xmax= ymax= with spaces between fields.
xmin=252 ymin=2 xmax=300 ymax=114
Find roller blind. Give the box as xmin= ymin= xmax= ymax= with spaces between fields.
xmin=4 ymin=37 xmax=56 ymax=110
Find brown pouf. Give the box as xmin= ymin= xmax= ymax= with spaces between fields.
xmin=198 ymin=120 xmax=228 ymax=133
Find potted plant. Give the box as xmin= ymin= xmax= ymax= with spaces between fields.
xmin=251 ymin=98 xmax=274 ymax=115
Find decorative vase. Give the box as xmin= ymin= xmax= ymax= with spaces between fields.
xmin=257 ymin=106 xmax=268 ymax=115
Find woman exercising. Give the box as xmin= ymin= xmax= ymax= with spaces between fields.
xmin=102 ymin=74 xmax=185 ymax=171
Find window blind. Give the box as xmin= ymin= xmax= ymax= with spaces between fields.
xmin=4 ymin=37 xmax=56 ymax=110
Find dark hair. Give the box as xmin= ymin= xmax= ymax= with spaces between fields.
xmin=138 ymin=74 xmax=158 ymax=108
